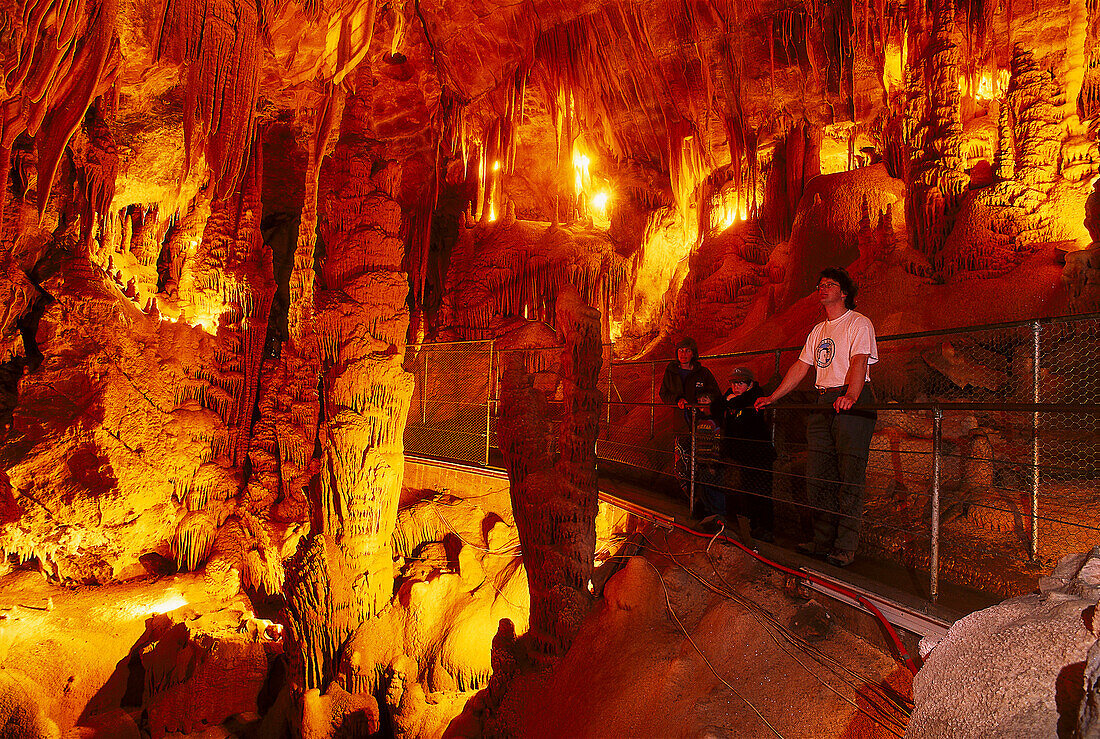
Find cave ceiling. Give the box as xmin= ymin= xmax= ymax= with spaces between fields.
xmin=7 ymin=0 xmax=1068 ymax=226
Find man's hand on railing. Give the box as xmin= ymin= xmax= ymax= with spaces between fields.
xmin=834 ymin=395 xmax=857 ymax=412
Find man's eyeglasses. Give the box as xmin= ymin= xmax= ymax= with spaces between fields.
xmin=817 ymin=281 xmax=841 ymax=290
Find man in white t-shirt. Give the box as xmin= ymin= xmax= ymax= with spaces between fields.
xmin=754 ymin=267 xmax=878 ymax=567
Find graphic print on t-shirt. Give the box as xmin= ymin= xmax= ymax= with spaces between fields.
xmin=816 ymin=338 xmax=835 ymax=368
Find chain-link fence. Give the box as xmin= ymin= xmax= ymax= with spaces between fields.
xmin=600 ymin=313 xmax=1100 ymax=600
xmin=403 ymin=314 xmax=1100 ymax=600
xmin=487 ymin=342 xmax=614 ymax=458
xmin=403 ymin=341 xmax=493 ymax=466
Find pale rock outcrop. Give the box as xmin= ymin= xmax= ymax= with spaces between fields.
xmin=910 ymin=548 xmax=1100 ymax=738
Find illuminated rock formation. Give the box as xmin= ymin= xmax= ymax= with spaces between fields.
xmin=910 ymin=549 xmax=1100 ymax=737
xmin=0 ymin=0 xmax=1098 ymax=731
xmin=281 ymin=71 xmax=414 ymax=726
xmin=497 ymin=287 xmax=603 ymax=661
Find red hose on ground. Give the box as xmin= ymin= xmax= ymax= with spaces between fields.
xmin=668 ymin=520 xmax=921 ymax=675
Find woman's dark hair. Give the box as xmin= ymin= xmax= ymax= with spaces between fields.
xmin=819 ymin=267 xmax=857 ymax=310
xmin=676 ymin=336 xmax=699 ymax=362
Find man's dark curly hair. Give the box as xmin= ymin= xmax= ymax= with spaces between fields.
xmin=819 ymin=267 xmax=857 ymax=310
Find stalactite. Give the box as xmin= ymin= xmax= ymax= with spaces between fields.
xmin=0 ymin=0 xmax=119 ymax=230
xmin=446 ymin=224 xmax=629 ymax=338
xmin=155 ymin=0 xmax=265 ymax=198
xmin=77 ymin=103 xmax=118 ymax=257
xmin=127 ymin=205 xmax=163 ymax=267
xmin=171 ymin=511 xmax=217 ymax=571
xmin=904 ymin=0 xmax=969 ymax=273
xmin=534 ymin=3 xmax=670 ymax=169
xmin=224 ymin=141 xmax=276 ymax=467
xmin=759 ymin=118 xmax=820 ymax=243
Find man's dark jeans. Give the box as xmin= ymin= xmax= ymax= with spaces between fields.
xmin=806 ymin=385 xmax=877 ymax=554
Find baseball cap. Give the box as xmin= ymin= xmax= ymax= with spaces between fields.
xmin=729 ymin=367 xmax=755 ymax=384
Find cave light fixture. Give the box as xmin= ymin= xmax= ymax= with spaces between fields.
xmin=156 ymin=295 xmax=222 ymax=335
xmin=389 ymin=1 xmax=407 ymax=61
xmin=148 ymin=593 xmax=189 ymax=614
xmin=590 ymin=188 xmax=612 ymax=229
xmin=959 ymin=69 xmax=1009 ymax=102
xmin=572 ymin=147 xmax=591 ymax=195
xmin=881 ymin=42 xmax=906 ymax=95
xmin=609 ymin=317 xmax=625 ymax=343
xmin=712 ymin=188 xmax=749 ymax=233
xmin=102 ymin=590 xmax=190 ymax=618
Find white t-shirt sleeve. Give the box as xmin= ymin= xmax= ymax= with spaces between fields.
xmin=850 ymin=314 xmax=878 ymax=365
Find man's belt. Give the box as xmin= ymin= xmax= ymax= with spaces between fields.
xmin=815 ymin=383 xmax=872 ymax=395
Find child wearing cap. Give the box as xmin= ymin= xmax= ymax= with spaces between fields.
xmin=718 ymin=367 xmax=776 ymax=542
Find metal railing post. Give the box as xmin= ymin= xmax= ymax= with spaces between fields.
xmin=931 ymin=406 xmax=942 ymax=604
xmin=421 ymin=347 xmax=428 ymax=424
xmin=607 ymin=346 xmax=613 ymax=428
xmin=1031 ymin=320 xmax=1041 ymax=562
xmin=650 ymin=363 xmax=656 ymax=438
xmin=485 ymin=340 xmax=494 ymax=467
xmin=773 ymin=349 xmax=782 ymax=384
xmin=690 ymin=406 xmax=697 ymax=517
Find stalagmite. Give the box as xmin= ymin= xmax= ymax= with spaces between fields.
xmin=494 ymin=286 xmax=602 ymax=665
xmin=1008 ymin=44 xmax=1063 ymax=185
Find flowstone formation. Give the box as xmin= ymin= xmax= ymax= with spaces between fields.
xmin=909 ymin=548 xmax=1100 ymax=738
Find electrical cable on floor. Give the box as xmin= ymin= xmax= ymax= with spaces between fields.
xmin=641 ymin=532 xmax=912 ymax=734
xmin=665 ymin=519 xmax=921 ymax=676
xmin=685 ymin=535 xmax=915 ymax=712
xmin=430 ymin=504 xmax=522 ymax=556
xmin=640 ymin=558 xmax=786 ymax=739
xmin=652 ymin=534 xmax=912 ymax=734
xmin=415 ymin=506 xmax=526 ymax=609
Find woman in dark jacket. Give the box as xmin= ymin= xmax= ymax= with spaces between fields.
xmin=659 ymin=337 xmax=720 ymax=508
xmin=659 ymin=337 xmax=720 ymax=430
xmin=718 ymin=367 xmax=777 ymax=542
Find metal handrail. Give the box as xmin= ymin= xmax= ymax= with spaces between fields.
xmin=416 ymin=312 xmax=1100 ymax=364
xmin=611 ymin=311 xmax=1100 ymax=365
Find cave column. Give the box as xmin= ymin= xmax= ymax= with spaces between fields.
xmin=313 ymin=95 xmax=414 ymax=621
xmin=497 ymin=288 xmax=601 ymax=661
xmin=282 ymin=83 xmax=414 ymax=700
